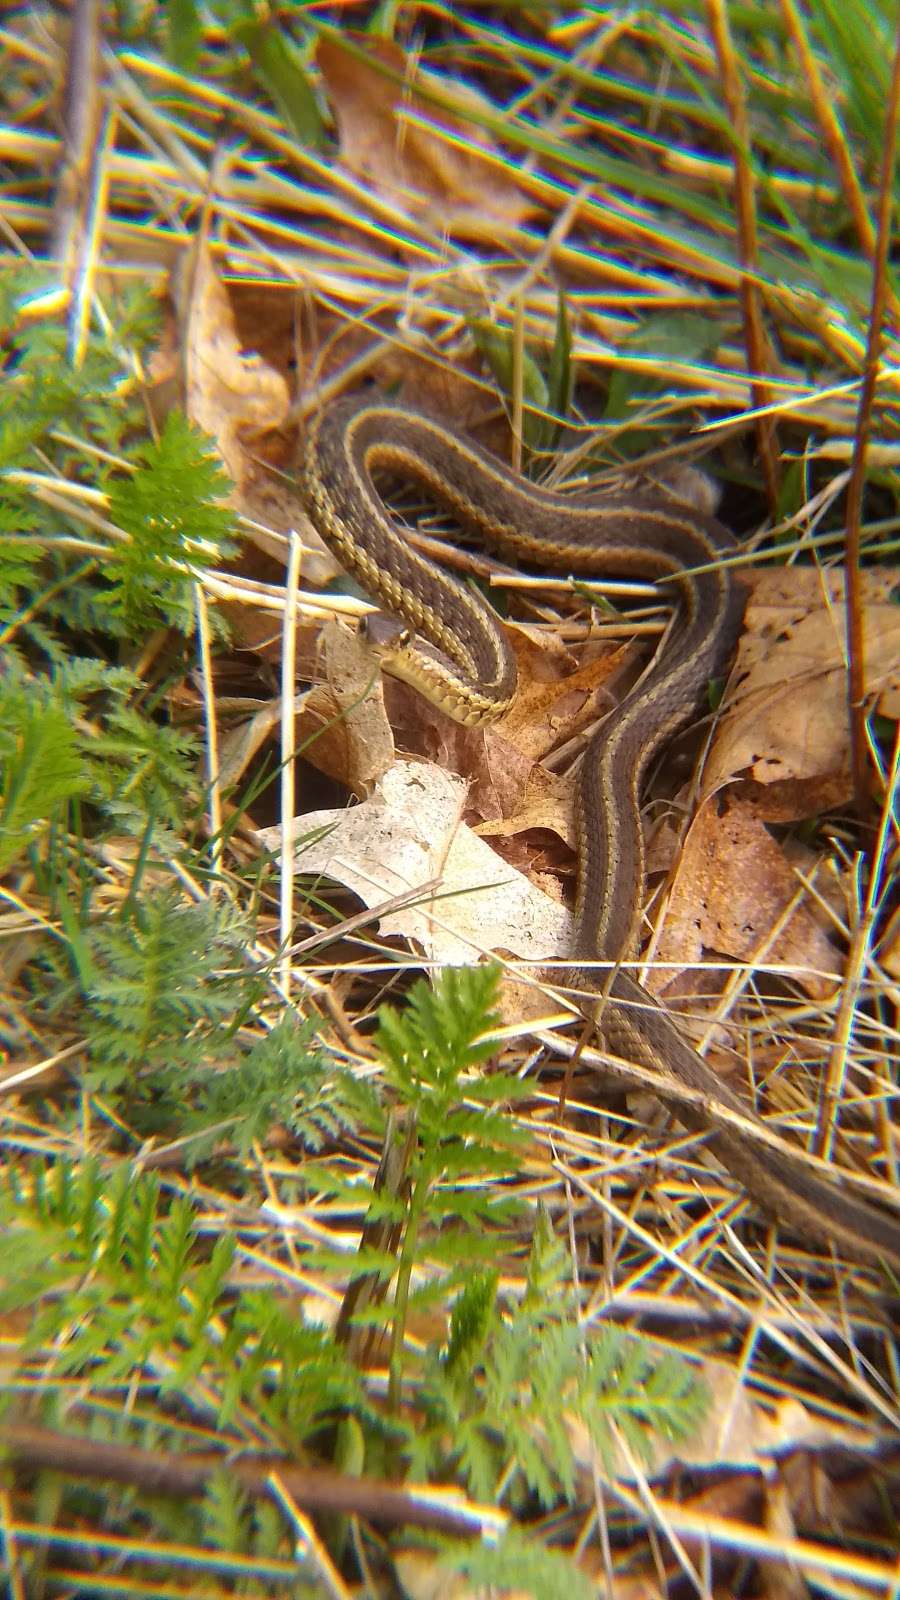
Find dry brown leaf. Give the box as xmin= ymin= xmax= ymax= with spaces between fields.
xmin=381 ymin=679 xmax=536 ymax=829
xmin=218 ymin=692 xmax=310 ymax=793
xmin=167 ymin=242 xmax=335 ymax=587
xmin=220 ymin=608 xmax=321 ymax=675
xmin=173 ymin=238 xmax=290 ymax=491
xmin=316 ymin=33 xmax=534 ymax=235
xmin=499 ymin=625 xmax=628 ymax=764
xmin=297 ymin=620 xmax=395 ymax=797
xmin=216 ymin=620 xmax=391 ymax=796
xmin=705 ymin=566 xmax=900 ymax=798
xmin=651 ymin=796 xmax=839 ymax=1001
xmin=475 ymin=764 xmax=575 ymax=851
xmin=723 ymin=773 xmax=851 ymax=824
xmin=257 ymin=759 xmax=571 ymax=970
xmin=385 ymin=624 xmax=625 ymax=852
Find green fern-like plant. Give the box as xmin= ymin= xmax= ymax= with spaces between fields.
xmin=0 ymin=659 xmax=202 ymax=879
xmin=186 ymin=1012 xmax=364 ymax=1162
xmin=0 ymin=270 xmax=235 ymax=662
xmin=78 ymin=889 xmax=259 ymax=1095
xmin=0 ymin=668 xmax=89 ymax=873
xmin=101 ymin=409 xmax=237 ymax=638
xmin=410 ymin=1209 xmax=708 ymax=1508
xmin=433 ymin=1526 xmax=595 ymax=1600
xmin=333 ymin=964 xmax=528 ymax=1407
xmin=0 ymin=1158 xmax=363 ymax=1442
xmin=0 ymin=276 xmax=145 ymax=471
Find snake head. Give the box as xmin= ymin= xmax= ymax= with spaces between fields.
xmin=361 ymin=612 xmax=412 ymax=657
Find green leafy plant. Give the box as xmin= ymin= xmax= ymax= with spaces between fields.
xmin=102 ymin=410 xmax=237 ymax=638
xmin=0 ymin=949 xmax=708 ymax=1600
xmin=0 ymin=1158 xmax=363 ymax=1441
xmin=344 ymin=964 xmax=528 ymax=1407
xmin=78 ymin=889 xmax=258 ymax=1095
xmin=186 ymin=1011 xmax=364 ymax=1161
xmin=13 ymin=2 xmax=891 ymax=1585
xmin=0 ymin=667 xmax=89 ymax=874
xmin=409 ymin=1210 xmax=707 ymax=1508
xmin=434 ymin=1526 xmax=595 ymax=1600
xmin=1 ymin=271 xmax=234 ymax=667
xmin=0 ymin=658 xmax=204 ymax=874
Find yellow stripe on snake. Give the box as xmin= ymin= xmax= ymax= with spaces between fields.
xmin=297 ymin=393 xmax=900 ymax=1274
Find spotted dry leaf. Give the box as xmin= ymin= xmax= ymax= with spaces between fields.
xmin=259 ymin=757 xmax=571 ymax=972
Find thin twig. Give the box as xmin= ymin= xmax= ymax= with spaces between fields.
xmin=50 ymin=0 xmax=102 ymax=284
xmin=704 ymin=0 xmax=779 ymax=511
xmin=2 ymin=1422 xmax=507 ymax=1540
xmin=843 ymin=10 xmax=900 ymax=811
xmin=280 ymin=531 xmax=303 ymax=996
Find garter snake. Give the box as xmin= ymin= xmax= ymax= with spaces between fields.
xmin=297 ymin=393 xmax=900 ymax=1273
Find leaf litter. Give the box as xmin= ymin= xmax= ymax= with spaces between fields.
xmin=4 ymin=3 xmax=900 ymax=1590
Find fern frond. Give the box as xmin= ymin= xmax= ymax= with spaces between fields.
xmin=0 ymin=269 xmax=151 ymax=464
xmin=412 ymin=1215 xmax=708 ymax=1509
xmin=444 ymin=1272 xmax=498 ymax=1382
xmin=435 ymin=1527 xmax=594 ymax=1600
xmin=187 ymin=1013 xmax=358 ymax=1161
xmin=374 ymin=964 xmax=527 ymax=1171
xmin=0 ymin=660 xmax=201 ymax=880
xmin=0 ymin=669 xmax=88 ymax=872
xmin=201 ymin=1470 xmax=252 ymax=1557
xmin=0 ymin=1158 xmax=362 ymax=1442
xmin=82 ymin=891 xmax=257 ymax=1093
xmin=376 ymin=963 xmax=505 ymax=1096
xmin=0 ymin=523 xmax=41 ymax=625
xmin=90 ymin=701 xmax=201 ymax=830
xmin=336 ymin=966 xmax=528 ymax=1380
xmin=102 ymin=410 xmax=236 ymax=636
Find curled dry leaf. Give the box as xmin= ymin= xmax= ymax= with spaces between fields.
xmin=651 ymin=795 xmax=840 ymax=1002
xmin=499 ymin=622 xmax=630 ymax=765
xmin=654 ymin=566 xmax=900 ymax=1007
xmin=173 ymin=238 xmax=290 ymax=492
xmin=217 ymin=622 xmax=393 ymax=796
xmin=218 ymin=691 xmax=311 ymax=795
xmin=316 ymin=32 xmax=535 ymax=235
xmin=297 ymin=619 xmax=395 ymax=797
xmin=382 ymin=678 xmax=536 ymax=831
xmin=169 ymin=240 xmax=343 ymax=581
xmin=475 ymin=764 xmax=575 ymax=853
xmin=257 ymin=758 xmax=572 ymax=970
xmin=385 ymin=620 xmax=628 ymax=854
xmin=384 ymin=680 xmax=577 ymax=856
xmin=704 ymin=567 xmax=900 ymax=799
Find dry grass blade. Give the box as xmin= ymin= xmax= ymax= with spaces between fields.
xmin=1 ymin=3 xmax=899 ymax=1596
xmin=842 ymin=8 xmax=900 ymax=809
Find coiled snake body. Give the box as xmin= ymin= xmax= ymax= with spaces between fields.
xmin=297 ymin=394 xmax=900 ymax=1272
